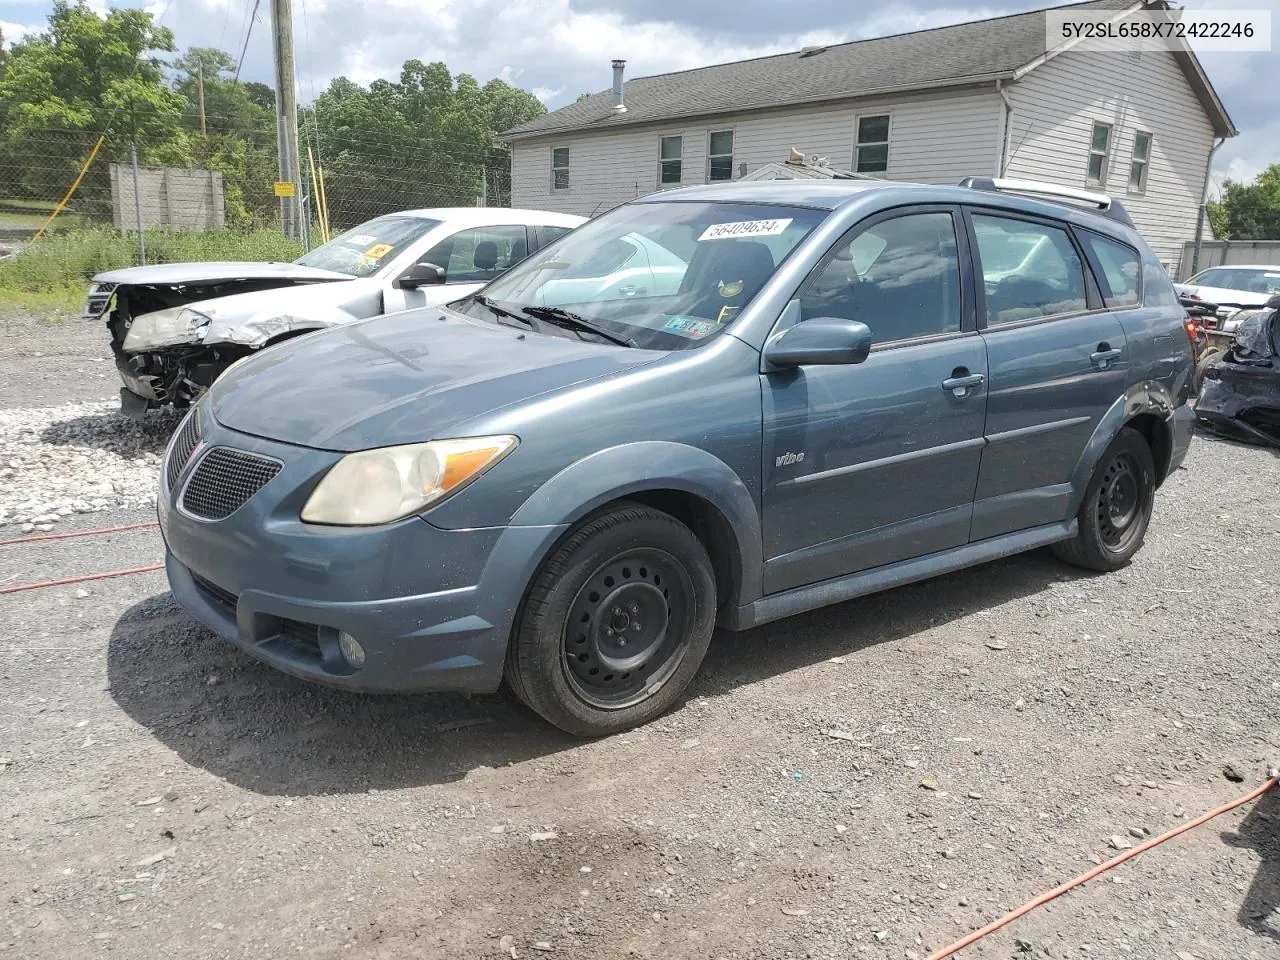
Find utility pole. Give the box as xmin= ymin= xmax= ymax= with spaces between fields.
xmin=197 ymin=63 xmax=207 ymax=136
xmin=270 ymin=0 xmax=301 ymax=238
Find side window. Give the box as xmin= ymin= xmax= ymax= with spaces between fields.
xmin=971 ymin=215 xmax=1088 ymax=325
xmin=552 ymin=147 xmax=569 ymax=191
xmin=799 ymin=212 xmax=962 ymax=342
xmin=536 ymin=225 xmax=573 ymax=249
xmin=418 ymin=225 xmax=530 ymax=283
xmin=1078 ymin=231 xmax=1141 ymax=308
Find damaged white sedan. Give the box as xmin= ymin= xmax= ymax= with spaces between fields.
xmin=85 ymin=207 xmax=585 ymax=415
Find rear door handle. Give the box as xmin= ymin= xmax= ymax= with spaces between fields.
xmin=1090 ymin=344 xmax=1123 ymax=369
xmin=941 ymin=373 xmax=985 ymax=398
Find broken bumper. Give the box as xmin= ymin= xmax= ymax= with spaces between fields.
xmin=1196 ymin=366 xmax=1280 ymax=449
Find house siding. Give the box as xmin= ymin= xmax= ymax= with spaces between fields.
xmin=1002 ymin=47 xmax=1214 ymax=268
xmin=511 ymin=89 xmax=1005 ymax=218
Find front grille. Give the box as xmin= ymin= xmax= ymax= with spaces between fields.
xmin=165 ymin=409 xmax=202 ymax=490
xmin=82 ymin=282 xmax=117 ymax=318
xmin=181 ymin=447 xmax=282 ymax=520
xmin=191 ymin=572 xmax=238 ymax=617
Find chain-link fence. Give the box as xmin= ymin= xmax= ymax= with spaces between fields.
xmin=0 ymin=119 xmax=514 ymax=258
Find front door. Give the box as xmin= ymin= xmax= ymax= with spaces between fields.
xmin=382 ymin=224 xmax=532 ymax=313
xmin=964 ymin=210 xmax=1128 ymax=541
xmin=761 ymin=207 xmax=987 ymax=595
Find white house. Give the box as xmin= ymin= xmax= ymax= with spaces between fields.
xmin=502 ymin=0 xmax=1235 ymax=269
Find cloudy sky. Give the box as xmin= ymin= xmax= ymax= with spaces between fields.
xmin=0 ymin=0 xmax=1274 ymax=187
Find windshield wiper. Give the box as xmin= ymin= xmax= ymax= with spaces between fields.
xmin=471 ymin=293 xmax=533 ymax=326
xmin=520 ymin=306 xmax=637 ymax=347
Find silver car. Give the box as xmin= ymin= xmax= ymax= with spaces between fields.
xmin=85 ymin=207 xmax=584 ymax=415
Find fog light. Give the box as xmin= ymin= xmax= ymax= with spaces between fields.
xmin=337 ymin=631 xmax=366 ymax=668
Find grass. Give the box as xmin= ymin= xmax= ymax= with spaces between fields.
xmin=0 ymin=227 xmax=307 ymax=319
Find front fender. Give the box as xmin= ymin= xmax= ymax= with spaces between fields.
xmin=508 ymin=441 xmax=764 ymax=606
xmin=207 ymin=303 xmax=358 ymax=348
xmin=1067 ymin=380 xmax=1181 ymax=513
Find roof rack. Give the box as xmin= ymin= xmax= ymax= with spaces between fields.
xmin=958 ymin=176 xmax=1134 ymax=227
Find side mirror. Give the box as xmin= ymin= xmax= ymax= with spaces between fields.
xmin=398 ymin=261 xmax=446 ymax=289
xmin=763 ymin=317 xmax=872 ymax=368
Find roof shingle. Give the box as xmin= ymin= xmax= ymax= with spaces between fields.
xmin=504 ymin=1 xmax=1141 ymax=139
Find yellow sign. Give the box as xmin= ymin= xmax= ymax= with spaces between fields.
xmin=363 ymin=243 xmax=394 ymax=260
xmin=273 ymin=181 xmax=296 ymax=198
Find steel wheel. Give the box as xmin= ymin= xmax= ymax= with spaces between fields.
xmin=562 ymin=548 xmax=693 ymax=709
xmin=1096 ymin=452 xmax=1142 ymax=550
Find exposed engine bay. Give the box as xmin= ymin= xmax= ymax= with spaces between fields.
xmin=89 ymin=269 xmax=351 ymax=416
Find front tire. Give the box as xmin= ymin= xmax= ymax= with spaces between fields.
xmin=1052 ymin=426 xmax=1156 ymax=572
xmin=505 ymin=502 xmax=717 ymax=737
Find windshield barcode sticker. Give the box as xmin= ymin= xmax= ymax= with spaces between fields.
xmin=698 ymin=218 xmax=793 ymax=241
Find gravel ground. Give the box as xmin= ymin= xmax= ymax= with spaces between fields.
xmin=0 ymin=321 xmax=1278 ymax=959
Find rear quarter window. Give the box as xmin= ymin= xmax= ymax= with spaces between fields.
xmin=1078 ymin=231 xmax=1142 ymax=308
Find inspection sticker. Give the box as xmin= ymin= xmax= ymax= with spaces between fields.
xmin=698 ymin=218 xmax=792 ymax=241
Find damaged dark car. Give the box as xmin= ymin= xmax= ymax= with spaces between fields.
xmin=1196 ymin=294 xmax=1280 ymax=449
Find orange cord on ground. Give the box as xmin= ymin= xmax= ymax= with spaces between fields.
xmin=0 ymin=520 xmax=159 ymax=547
xmin=0 ymin=563 xmax=164 ymax=595
xmin=926 ymin=774 xmax=1280 ymax=959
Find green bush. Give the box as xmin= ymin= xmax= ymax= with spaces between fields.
xmin=0 ymin=228 xmax=306 ymax=317
xmin=0 ymin=227 xmax=305 ymax=289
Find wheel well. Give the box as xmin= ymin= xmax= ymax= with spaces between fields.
xmin=1125 ymin=413 xmax=1172 ymax=485
xmin=617 ymin=490 xmax=742 ymax=609
xmin=264 ymin=327 xmax=323 ymax=348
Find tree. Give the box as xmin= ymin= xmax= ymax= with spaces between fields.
xmin=0 ymin=1 xmax=188 ymax=209
xmin=170 ymin=46 xmax=276 ymax=225
xmin=1207 ymin=165 xmax=1280 ymax=241
xmin=308 ymin=64 xmax=546 ymax=227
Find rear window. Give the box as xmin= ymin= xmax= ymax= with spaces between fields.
xmin=1079 ymin=231 xmax=1141 ymax=308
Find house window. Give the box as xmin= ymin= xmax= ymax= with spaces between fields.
xmin=552 ymin=147 xmax=569 ymax=191
xmin=1086 ymin=122 xmax=1111 ymax=185
xmin=660 ymin=136 xmax=683 ymax=185
xmin=708 ymin=130 xmax=734 ymax=181
xmin=1128 ymin=132 xmax=1152 ymax=193
xmin=854 ymin=114 xmax=890 ymax=174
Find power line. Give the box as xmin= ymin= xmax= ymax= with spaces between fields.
xmin=234 ymin=0 xmax=262 ymax=83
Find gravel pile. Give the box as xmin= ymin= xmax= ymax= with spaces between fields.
xmin=0 ymin=400 xmax=180 ymax=530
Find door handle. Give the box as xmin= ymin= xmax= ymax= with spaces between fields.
xmin=618 ymin=285 xmax=643 ymax=297
xmin=1090 ymin=344 xmax=1123 ymax=369
xmin=941 ymin=372 xmax=985 ymax=398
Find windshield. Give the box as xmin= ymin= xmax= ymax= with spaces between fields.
xmin=458 ymin=201 xmax=827 ymax=349
xmin=295 ymin=215 xmax=441 ymax=277
xmin=1190 ymin=267 xmax=1280 ymax=296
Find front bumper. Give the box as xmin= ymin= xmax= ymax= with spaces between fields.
xmin=160 ymin=413 xmax=568 ymax=693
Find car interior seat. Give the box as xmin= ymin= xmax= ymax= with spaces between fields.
xmin=472 ymin=240 xmax=500 ymax=275
xmin=676 ymin=239 xmax=777 ymax=321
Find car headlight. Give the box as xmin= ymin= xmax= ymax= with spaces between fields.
xmin=300 ymin=436 xmax=518 ymax=526
xmin=122 ymin=306 xmax=213 ymax=352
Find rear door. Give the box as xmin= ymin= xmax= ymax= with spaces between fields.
xmin=964 ymin=208 xmax=1127 ymax=541
xmin=760 ymin=206 xmax=988 ymax=594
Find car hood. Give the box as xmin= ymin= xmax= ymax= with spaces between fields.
xmin=209 ymin=307 xmax=660 ymax=450
xmin=1172 ymin=283 xmax=1272 ymax=308
xmin=93 ymin=261 xmax=351 ymax=285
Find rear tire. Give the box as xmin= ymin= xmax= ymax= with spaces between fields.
xmin=1052 ymin=426 xmax=1156 ymax=572
xmin=505 ymin=502 xmax=717 ymax=737
xmin=1193 ymin=347 xmax=1222 ymax=393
